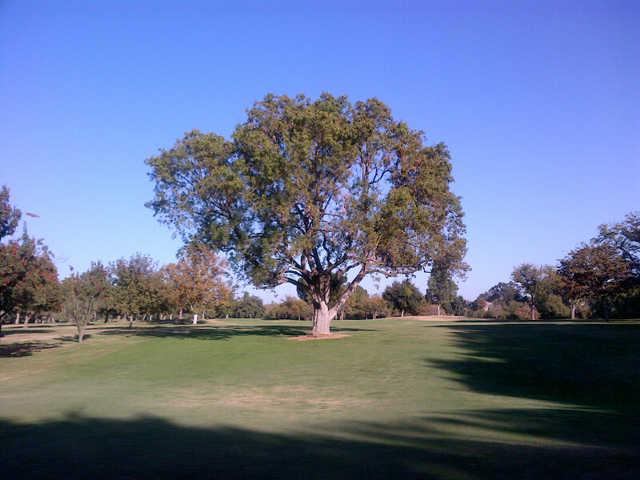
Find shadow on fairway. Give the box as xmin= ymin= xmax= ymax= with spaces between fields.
xmin=424 ymin=323 xmax=640 ymax=458
xmin=0 ymin=341 xmax=60 ymax=358
xmin=2 ymin=413 xmax=638 ymax=480
xmin=0 ymin=328 xmax=55 ymax=336
xmin=428 ymin=323 xmax=640 ymax=412
xmin=98 ymin=324 xmax=373 ymax=341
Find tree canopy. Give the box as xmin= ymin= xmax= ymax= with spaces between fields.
xmin=558 ymin=243 xmax=632 ymax=319
xmin=162 ymin=243 xmax=231 ymax=322
xmin=382 ymin=280 xmax=423 ymax=317
xmin=425 ymin=261 xmax=459 ymax=315
xmin=147 ymin=93 xmax=467 ymax=334
xmin=0 ymin=186 xmax=21 ymax=241
xmin=511 ymin=264 xmax=557 ymax=320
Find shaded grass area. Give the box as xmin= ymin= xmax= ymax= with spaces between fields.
xmin=1 ymin=319 xmax=639 ymax=478
xmin=0 ymin=341 xmax=60 ymax=357
xmin=428 ymin=323 xmax=640 ymax=412
xmin=99 ymin=323 xmax=371 ymax=341
xmin=2 ymin=414 xmax=638 ymax=480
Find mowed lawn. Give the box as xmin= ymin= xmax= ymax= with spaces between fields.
xmin=1 ymin=319 xmax=639 ymax=479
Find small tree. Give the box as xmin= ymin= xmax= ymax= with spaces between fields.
xmin=382 ymin=280 xmax=423 ymax=317
xmin=511 ymin=264 xmax=555 ymax=320
xmin=344 ymin=285 xmax=370 ymax=319
xmin=147 ymin=93 xmax=467 ymax=335
xmin=425 ymin=261 xmax=459 ymax=315
xmin=63 ymin=263 xmax=110 ymax=343
xmin=558 ymin=243 xmax=631 ymax=319
xmin=163 ymin=243 xmax=231 ymax=324
xmin=8 ymin=230 xmax=60 ymax=326
xmin=367 ymin=295 xmax=391 ymax=319
xmin=109 ymin=254 xmax=157 ymax=327
xmin=232 ymin=292 xmax=265 ymax=318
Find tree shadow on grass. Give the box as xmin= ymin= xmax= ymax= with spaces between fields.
xmin=0 ymin=341 xmax=60 ymax=358
xmin=0 ymin=328 xmax=55 ymax=336
xmin=2 ymin=413 xmax=637 ymax=479
xmin=425 ymin=323 xmax=640 ymax=460
xmin=98 ymin=324 xmax=373 ymax=341
xmin=428 ymin=323 xmax=640 ymax=412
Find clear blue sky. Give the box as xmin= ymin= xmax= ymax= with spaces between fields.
xmin=1 ymin=0 xmax=638 ymax=302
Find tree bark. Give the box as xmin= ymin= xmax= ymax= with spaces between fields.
xmin=311 ymin=302 xmax=335 ymax=336
xmin=571 ymin=304 xmax=576 ymax=320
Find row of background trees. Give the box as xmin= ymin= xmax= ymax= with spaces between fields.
xmin=468 ymin=211 xmax=639 ymax=320
xmin=2 ymin=186 xmax=639 ymax=341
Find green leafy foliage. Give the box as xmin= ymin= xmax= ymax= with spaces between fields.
xmin=62 ymin=262 xmax=110 ymax=342
xmin=0 ymin=230 xmax=60 ymax=325
xmin=558 ymin=243 xmax=632 ymax=319
xmin=382 ymin=280 xmax=424 ymax=316
xmin=425 ymin=261 xmax=460 ymax=314
xmin=0 ymin=186 xmax=21 ymax=242
xmin=231 ymin=292 xmax=265 ymax=319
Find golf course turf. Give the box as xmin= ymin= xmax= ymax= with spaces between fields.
xmin=1 ymin=318 xmax=638 ymax=479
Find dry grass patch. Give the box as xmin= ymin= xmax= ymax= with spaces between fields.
xmin=163 ymin=385 xmax=371 ymax=411
xmin=289 ymin=333 xmax=350 ymax=341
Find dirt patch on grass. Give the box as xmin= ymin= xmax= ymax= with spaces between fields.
xmin=164 ymin=385 xmax=370 ymax=411
xmin=289 ymin=333 xmax=350 ymax=341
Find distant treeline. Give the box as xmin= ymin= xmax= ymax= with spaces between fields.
xmin=467 ymin=212 xmax=640 ymax=320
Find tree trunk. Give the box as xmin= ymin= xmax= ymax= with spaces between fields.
xmin=400 ymin=309 xmax=404 ymax=318
xmin=571 ymin=304 xmax=576 ymax=320
xmin=179 ymin=309 xmax=183 ymax=320
xmin=77 ymin=326 xmax=85 ymax=344
xmin=192 ymin=314 xmax=198 ymax=325
xmin=530 ymin=304 xmax=535 ymax=321
xmin=128 ymin=315 xmax=134 ymax=329
xmin=311 ymin=302 xmax=335 ymax=336
xmin=436 ymin=304 xmax=441 ymax=316
xmin=15 ymin=312 xmax=20 ymax=324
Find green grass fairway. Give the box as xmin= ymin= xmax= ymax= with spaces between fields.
xmin=1 ymin=319 xmax=639 ymax=479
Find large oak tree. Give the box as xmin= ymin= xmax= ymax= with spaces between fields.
xmin=147 ymin=93 xmax=466 ymax=335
